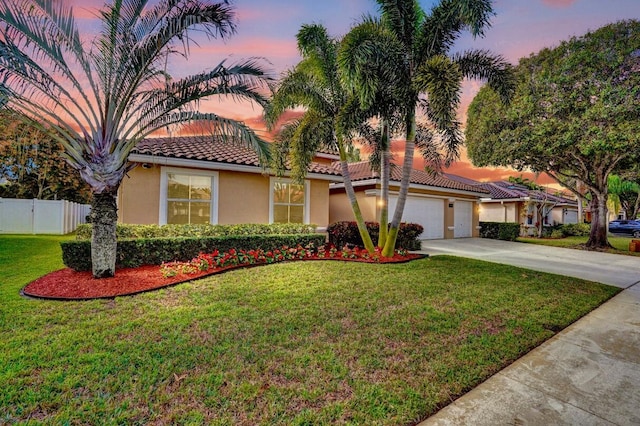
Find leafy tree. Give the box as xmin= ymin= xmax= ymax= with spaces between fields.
xmin=466 ymin=20 xmax=640 ymax=249
xmin=265 ymin=24 xmax=377 ymax=253
xmin=0 ymin=112 xmax=91 ymax=203
xmin=341 ymin=0 xmax=513 ymax=256
xmin=0 ymin=0 xmax=271 ymax=277
xmin=508 ymin=175 xmax=542 ymax=191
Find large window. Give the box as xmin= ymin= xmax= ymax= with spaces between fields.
xmin=160 ymin=168 xmax=217 ymax=225
xmin=271 ymin=179 xmax=307 ymax=223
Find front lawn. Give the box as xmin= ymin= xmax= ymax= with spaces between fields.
xmin=0 ymin=235 xmax=619 ymax=425
xmin=518 ymin=235 xmax=640 ymax=256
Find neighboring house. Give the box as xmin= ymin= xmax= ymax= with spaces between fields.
xmin=330 ymin=162 xmax=490 ymax=239
xmin=118 ymin=136 xmax=342 ymax=230
xmin=444 ymin=176 xmax=580 ymax=234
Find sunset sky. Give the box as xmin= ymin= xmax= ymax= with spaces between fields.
xmin=72 ymin=0 xmax=640 ymax=185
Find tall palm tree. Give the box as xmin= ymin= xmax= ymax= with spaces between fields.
xmin=0 ymin=0 xmax=271 ymax=278
xmin=265 ymin=24 xmax=376 ymax=253
xmin=344 ymin=0 xmax=513 ymax=256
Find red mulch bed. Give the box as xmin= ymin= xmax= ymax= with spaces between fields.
xmin=22 ymin=254 xmax=425 ymax=301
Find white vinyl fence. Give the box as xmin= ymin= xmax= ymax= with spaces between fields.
xmin=0 ymin=198 xmax=91 ymax=234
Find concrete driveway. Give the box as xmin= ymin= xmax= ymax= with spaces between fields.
xmin=417 ymin=238 xmax=640 ymax=425
xmin=420 ymin=237 xmax=640 ymax=288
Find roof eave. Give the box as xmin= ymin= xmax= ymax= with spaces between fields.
xmin=128 ymin=153 xmax=344 ymax=182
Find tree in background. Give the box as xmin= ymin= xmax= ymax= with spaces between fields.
xmin=0 ymin=112 xmax=91 ymax=203
xmin=0 ymin=0 xmax=271 ymax=277
xmin=466 ymin=20 xmax=640 ymax=249
xmin=342 ymin=0 xmax=513 ymax=256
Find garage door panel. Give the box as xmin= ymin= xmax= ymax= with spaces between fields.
xmin=389 ymin=196 xmax=444 ymax=239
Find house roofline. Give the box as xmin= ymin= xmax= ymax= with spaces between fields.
xmin=479 ymin=197 xmax=578 ymax=206
xmin=128 ymin=154 xmax=344 ymax=182
xmin=315 ymin=152 xmax=340 ymax=160
xmin=331 ymin=179 xmax=488 ymax=197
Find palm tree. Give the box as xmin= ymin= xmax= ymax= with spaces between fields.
xmin=0 ymin=0 xmax=271 ymax=278
xmin=265 ymin=24 xmax=376 ymax=253
xmin=344 ymin=0 xmax=513 ymax=256
xmin=608 ymin=175 xmax=640 ymax=220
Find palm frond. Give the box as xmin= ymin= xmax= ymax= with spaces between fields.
xmin=123 ymin=58 xmax=271 ymax=139
xmin=454 ymin=49 xmax=514 ymax=104
xmin=265 ymin=68 xmax=332 ymax=128
xmin=414 ymin=55 xmax=462 ymax=128
xmin=418 ymin=0 xmax=494 ymax=59
xmin=375 ymin=0 xmax=421 ymax=52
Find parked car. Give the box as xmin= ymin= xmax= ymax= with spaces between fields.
xmin=608 ymin=220 xmax=640 ymax=237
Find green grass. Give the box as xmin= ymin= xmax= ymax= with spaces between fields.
xmin=0 ymin=235 xmax=620 ymax=425
xmin=518 ymin=235 xmax=640 ymax=256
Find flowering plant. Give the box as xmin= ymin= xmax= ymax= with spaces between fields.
xmin=160 ymin=243 xmax=414 ymax=278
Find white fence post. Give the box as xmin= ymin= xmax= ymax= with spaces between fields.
xmin=0 ymin=197 xmax=91 ymax=234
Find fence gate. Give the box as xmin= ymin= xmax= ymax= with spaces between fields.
xmin=0 ymin=198 xmax=91 ymax=234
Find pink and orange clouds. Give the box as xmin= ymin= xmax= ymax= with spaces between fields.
xmin=65 ymin=0 xmax=640 ymax=184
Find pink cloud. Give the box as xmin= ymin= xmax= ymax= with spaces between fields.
xmin=541 ymin=0 xmax=576 ymax=8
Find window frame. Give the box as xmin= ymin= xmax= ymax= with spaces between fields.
xmin=269 ymin=177 xmax=310 ymax=224
xmin=159 ymin=167 xmax=219 ymax=225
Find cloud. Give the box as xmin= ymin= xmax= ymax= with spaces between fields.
xmin=541 ymin=0 xmax=576 ymax=8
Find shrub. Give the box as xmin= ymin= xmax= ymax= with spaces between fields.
xmin=479 ymin=222 xmax=520 ymax=241
xmin=327 ymin=221 xmax=424 ymax=250
xmin=61 ymin=234 xmax=326 ymax=272
xmin=75 ymin=223 xmax=318 ymax=240
xmin=550 ymin=229 xmax=565 ymax=239
xmin=558 ymin=223 xmax=590 ymax=237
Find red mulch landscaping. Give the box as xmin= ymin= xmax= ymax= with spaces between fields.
xmin=22 ymin=254 xmax=425 ymax=301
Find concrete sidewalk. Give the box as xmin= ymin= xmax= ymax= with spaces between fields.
xmin=417 ymin=238 xmax=640 ymax=426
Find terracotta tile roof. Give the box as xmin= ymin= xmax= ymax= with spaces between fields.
xmin=446 ymin=178 xmax=577 ymax=204
xmin=344 ymin=162 xmax=489 ymax=194
xmin=131 ymin=136 xmax=341 ymax=176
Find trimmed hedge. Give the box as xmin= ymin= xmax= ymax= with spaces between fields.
xmin=327 ymin=221 xmax=424 ymax=251
xmin=556 ymin=223 xmax=590 ymax=237
xmin=62 ymin=234 xmax=326 ymax=272
xmin=479 ymin=222 xmax=520 ymax=241
xmin=74 ymin=223 xmax=317 ymax=240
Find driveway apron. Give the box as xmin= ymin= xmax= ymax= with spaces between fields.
xmin=417 ymin=238 xmax=640 ymax=426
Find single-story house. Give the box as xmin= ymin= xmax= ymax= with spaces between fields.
xmin=329 ymin=162 xmax=490 ymax=239
xmin=118 ymin=136 xmax=342 ymax=229
xmin=444 ymin=176 xmax=580 ymax=233
xmin=119 ymin=137 xmax=489 ymax=239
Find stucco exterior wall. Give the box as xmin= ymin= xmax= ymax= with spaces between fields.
xmin=119 ymin=163 xmax=331 ymax=227
xmin=479 ymin=202 xmax=520 ymax=223
xmin=218 ymin=172 xmax=269 ymax=224
xmin=309 ymin=180 xmax=330 ymax=228
xmin=118 ymin=165 xmax=161 ymax=224
xmin=329 ymin=190 xmax=377 ymax=224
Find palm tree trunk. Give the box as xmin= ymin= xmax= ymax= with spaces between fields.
xmin=382 ymin=109 xmax=416 ymax=257
xmin=90 ymin=190 xmax=119 ymax=278
xmin=377 ymin=120 xmax=390 ymax=248
xmin=337 ymin=137 xmax=376 ymax=254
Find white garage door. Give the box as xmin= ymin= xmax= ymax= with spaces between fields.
xmin=454 ymin=201 xmax=473 ymax=238
xmin=564 ymin=210 xmax=578 ymax=224
xmin=389 ymin=196 xmax=444 ymax=239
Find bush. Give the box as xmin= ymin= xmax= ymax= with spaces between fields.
xmin=75 ymin=223 xmax=318 ymax=240
xmin=557 ymin=223 xmax=590 ymax=237
xmin=326 ymin=221 xmax=424 ymax=251
xmin=550 ymin=229 xmax=565 ymax=239
xmin=61 ymin=234 xmax=326 ymax=272
xmin=479 ymin=222 xmax=520 ymax=241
